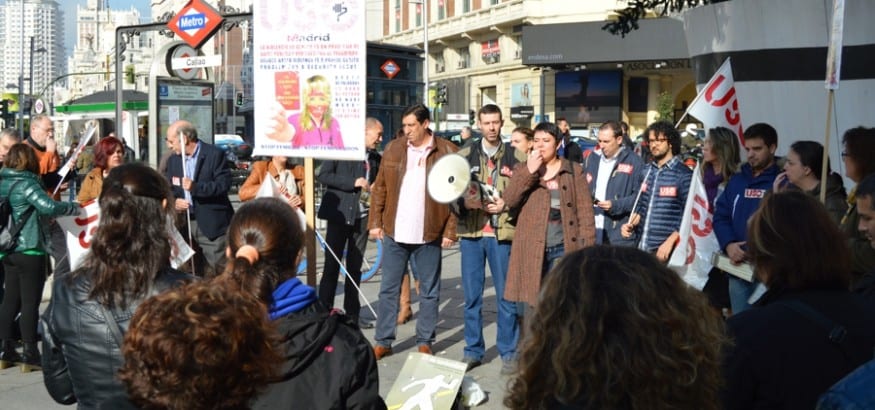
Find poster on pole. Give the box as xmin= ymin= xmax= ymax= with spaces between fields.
xmin=252 ymin=1 xmax=366 ymax=161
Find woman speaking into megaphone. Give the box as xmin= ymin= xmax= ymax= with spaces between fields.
xmin=502 ymin=122 xmax=596 ymax=313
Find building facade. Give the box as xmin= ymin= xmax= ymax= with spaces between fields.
xmin=0 ymin=0 xmax=64 ymax=112
xmin=65 ymin=0 xmax=153 ymax=103
xmin=374 ymin=0 xmax=696 ymax=137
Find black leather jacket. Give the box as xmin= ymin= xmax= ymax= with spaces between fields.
xmin=40 ymin=268 xmax=194 ymax=409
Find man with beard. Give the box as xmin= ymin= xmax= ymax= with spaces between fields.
xmin=713 ymin=123 xmax=780 ymax=314
xmin=622 ymin=121 xmax=692 ymax=262
xmin=455 ymin=104 xmax=523 ymax=374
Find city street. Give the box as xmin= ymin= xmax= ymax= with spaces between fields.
xmin=0 ymin=196 xmax=511 ymax=409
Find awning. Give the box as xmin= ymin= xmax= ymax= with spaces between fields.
xmin=56 ymin=90 xmax=148 ymax=113
xmin=521 ymin=18 xmax=688 ymax=66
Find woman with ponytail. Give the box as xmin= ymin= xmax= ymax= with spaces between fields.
xmin=40 ymin=163 xmax=195 ymax=409
xmin=221 ymin=197 xmax=384 ymax=410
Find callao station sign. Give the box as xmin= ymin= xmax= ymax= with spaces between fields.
xmin=167 ymin=0 xmax=224 ymax=49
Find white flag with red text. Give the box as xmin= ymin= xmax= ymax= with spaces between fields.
xmin=668 ymin=164 xmax=719 ymax=290
xmin=688 ymin=58 xmax=745 ymax=146
xmin=57 ymin=201 xmax=194 ymax=270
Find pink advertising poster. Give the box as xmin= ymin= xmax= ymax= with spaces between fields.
xmin=253 ymin=0 xmax=366 ymax=160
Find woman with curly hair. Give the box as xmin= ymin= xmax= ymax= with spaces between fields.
xmin=504 ymin=246 xmax=727 ymax=410
xmin=220 ymin=197 xmax=384 ymax=410
xmin=41 ymin=163 xmax=194 ymax=408
xmin=77 ymin=136 xmax=126 ymax=203
xmin=106 ymin=280 xmax=279 ymax=410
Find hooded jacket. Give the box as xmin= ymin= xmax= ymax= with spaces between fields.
xmin=713 ymin=162 xmax=780 ymax=252
xmin=252 ymin=303 xmax=385 ymax=410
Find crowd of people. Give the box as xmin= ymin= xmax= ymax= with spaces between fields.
xmin=0 ymin=103 xmax=871 ymax=409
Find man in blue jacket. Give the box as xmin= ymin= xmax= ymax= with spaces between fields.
xmin=165 ymin=120 xmax=235 ymax=274
xmin=713 ymin=123 xmax=780 ymax=313
xmin=622 ymin=121 xmax=692 ymax=262
xmin=584 ymin=121 xmax=645 ymax=247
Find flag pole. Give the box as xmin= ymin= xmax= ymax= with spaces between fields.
xmin=819 ymin=90 xmax=834 ymax=204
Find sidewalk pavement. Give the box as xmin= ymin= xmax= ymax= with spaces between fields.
xmin=0 ymin=236 xmax=512 ymax=409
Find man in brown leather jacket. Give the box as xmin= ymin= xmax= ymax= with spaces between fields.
xmin=368 ymin=104 xmax=457 ymax=360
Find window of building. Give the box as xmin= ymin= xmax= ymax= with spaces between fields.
xmin=490 ymin=0 xmax=499 ymax=5
xmin=463 ymin=0 xmax=471 ymax=13
xmin=438 ymin=0 xmax=445 ymax=20
xmin=395 ymin=0 xmax=401 ymax=32
xmin=416 ymin=3 xmax=422 ymax=26
xmin=457 ymin=47 xmax=470 ymax=69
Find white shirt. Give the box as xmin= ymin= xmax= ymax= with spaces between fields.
xmin=594 ymin=149 xmax=619 ymax=230
xmin=393 ymin=138 xmax=434 ymax=244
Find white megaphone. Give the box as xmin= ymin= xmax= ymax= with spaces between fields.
xmin=427 ymin=154 xmax=472 ymax=204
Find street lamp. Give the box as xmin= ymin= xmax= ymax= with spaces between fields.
xmin=28 ymin=36 xmax=48 ymax=114
xmin=410 ymin=0 xmax=429 ymax=104
xmin=17 ymin=36 xmax=47 ymax=133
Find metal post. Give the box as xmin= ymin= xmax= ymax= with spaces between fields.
xmin=423 ymin=0 xmax=429 ymax=105
xmin=18 ymin=0 xmax=24 ymax=134
xmin=28 ymin=36 xmax=34 ymax=111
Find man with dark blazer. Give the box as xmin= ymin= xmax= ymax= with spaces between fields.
xmin=316 ymin=118 xmax=383 ymax=328
xmin=164 ymin=120 xmax=234 ymax=273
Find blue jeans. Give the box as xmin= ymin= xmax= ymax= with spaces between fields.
xmin=375 ymin=235 xmax=443 ymax=348
xmin=728 ymin=276 xmax=755 ymax=314
xmin=542 ymin=243 xmax=565 ymax=278
xmin=460 ymin=237 xmax=519 ymax=361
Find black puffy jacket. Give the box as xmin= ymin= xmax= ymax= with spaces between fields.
xmin=40 ymin=268 xmax=194 ymax=409
xmin=251 ymin=303 xmax=386 ymax=410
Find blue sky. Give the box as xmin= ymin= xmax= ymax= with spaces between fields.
xmin=62 ymin=0 xmax=152 ymax=57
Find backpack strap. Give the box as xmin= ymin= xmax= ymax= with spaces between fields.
xmin=775 ymin=298 xmax=866 ymax=358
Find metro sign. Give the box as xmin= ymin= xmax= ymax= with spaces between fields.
xmin=167 ymin=0 xmax=224 ymax=49
xmin=381 ymin=59 xmax=400 ymax=79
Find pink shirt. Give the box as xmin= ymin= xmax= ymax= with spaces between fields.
xmin=393 ymin=137 xmax=434 ymax=244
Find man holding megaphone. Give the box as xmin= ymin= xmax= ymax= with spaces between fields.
xmin=454 ymin=104 xmax=525 ymax=375
xmin=368 ymin=104 xmax=458 ymax=361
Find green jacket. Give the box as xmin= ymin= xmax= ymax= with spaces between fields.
xmin=0 ymin=168 xmax=79 ymax=254
xmin=455 ymin=141 xmax=526 ymax=241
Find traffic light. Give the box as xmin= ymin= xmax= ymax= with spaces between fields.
xmin=235 ymin=92 xmax=244 ymax=107
xmin=468 ymin=109 xmax=476 ymax=125
xmin=437 ymin=83 xmax=448 ymax=104
xmin=125 ymin=65 xmax=135 ymax=84
xmin=0 ymin=100 xmax=11 ymax=127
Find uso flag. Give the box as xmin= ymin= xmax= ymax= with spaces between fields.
xmin=687 ymin=58 xmax=745 ymax=146
xmin=667 ymin=163 xmax=719 ymax=290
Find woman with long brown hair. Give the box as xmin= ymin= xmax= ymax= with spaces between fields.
xmin=505 ymin=246 xmax=727 ymax=410
xmin=0 ymin=144 xmax=79 ymax=372
xmin=41 ymin=163 xmax=194 ymax=408
xmin=724 ymin=191 xmax=875 ymax=409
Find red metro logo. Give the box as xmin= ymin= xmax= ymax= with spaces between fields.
xmin=167 ymin=0 xmax=225 ymax=49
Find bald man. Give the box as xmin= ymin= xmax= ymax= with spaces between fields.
xmin=164 ymin=120 xmax=234 ymax=273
